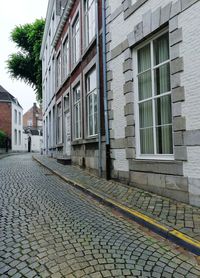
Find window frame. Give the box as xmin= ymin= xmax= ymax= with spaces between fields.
xmin=56 ymin=50 xmax=62 ymax=89
xmin=84 ymin=0 xmax=96 ymax=48
xmin=134 ymin=29 xmax=174 ymax=160
xmin=72 ymin=13 xmax=80 ymax=68
xmin=18 ymin=130 xmax=21 ymax=145
xmin=18 ymin=112 xmax=21 ymax=125
xmin=85 ymin=67 xmax=98 ymax=137
xmin=73 ymin=83 xmax=81 ymax=140
xmin=56 ymin=100 xmax=63 ymax=145
xmin=14 ymin=109 xmax=17 ymax=124
xmin=62 ymin=32 xmax=70 ymax=81
xmin=14 ymin=129 xmax=17 ymax=145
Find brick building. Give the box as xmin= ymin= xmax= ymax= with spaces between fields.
xmin=40 ymin=0 xmax=107 ymax=176
xmin=23 ymin=103 xmax=43 ymax=129
xmin=0 ymin=85 xmax=23 ymax=151
xmin=106 ymin=0 xmax=200 ymax=206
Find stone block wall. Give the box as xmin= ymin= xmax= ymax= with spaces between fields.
xmin=106 ymin=0 xmax=200 ymax=206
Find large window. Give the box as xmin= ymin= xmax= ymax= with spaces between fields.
xmin=57 ymin=102 xmax=62 ymax=144
xmin=14 ymin=129 xmax=17 ymax=145
xmin=72 ymin=16 xmax=80 ymax=66
xmin=136 ymin=31 xmax=173 ymax=157
xmin=18 ymin=130 xmax=21 ymax=145
xmin=14 ymin=109 xmax=17 ymax=124
xmin=63 ymin=36 xmax=70 ymax=79
xmin=18 ymin=112 xmax=21 ymax=125
xmin=56 ymin=52 xmax=62 ymax=88
xmin=73 ymin=84 xmax=81 ymax=139
xmin=84 ymin=0 xmax=96 ymax=47
xmin=86 ymin=68 xmax=97 ymax=136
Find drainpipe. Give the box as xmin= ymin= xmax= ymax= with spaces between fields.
xmin=95 ymin=0 xmax=102 ymax=177
xmin=102 ymin=0 xmax=110 ymax=180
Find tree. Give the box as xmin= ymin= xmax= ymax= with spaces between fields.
xmin=7 ymin=19 xmax=45 ymax=102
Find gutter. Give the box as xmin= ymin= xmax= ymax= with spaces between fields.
xmin=102 ymin=0 xmax=110 ymax=179
xmin=95 ymin=0 xmax=102 ymax=177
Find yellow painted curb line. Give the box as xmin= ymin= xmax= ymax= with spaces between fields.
xmin=33 ymin=155 xmax=200 ymax=255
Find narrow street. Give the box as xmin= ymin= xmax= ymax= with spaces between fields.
xmin=0 ymin=154 xmax=200 ymax=278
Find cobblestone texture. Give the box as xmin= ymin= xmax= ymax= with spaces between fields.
xmin=35 ymin=155 xmax=200 ymax=242
xmin=0 ymin=154 xmax=200 ymax=277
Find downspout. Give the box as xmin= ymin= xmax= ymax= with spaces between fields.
xmin=95 ymin=0 xmax=102 ymax=177
xmin=102 ymin=0 xmax=110 ymax=179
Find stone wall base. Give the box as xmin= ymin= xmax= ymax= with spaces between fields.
xmin=110 ymin=170 xmax=200 ymax=206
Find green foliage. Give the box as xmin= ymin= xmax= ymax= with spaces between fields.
xmin=0 ymin=130 xmax=6 ymax=148
xmin=7 ymin=19 xmax=45 ymax=102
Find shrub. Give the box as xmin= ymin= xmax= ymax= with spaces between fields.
xmin=0 ymin=130 xmax=6 ymax=148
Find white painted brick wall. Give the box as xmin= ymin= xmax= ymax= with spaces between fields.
xmin=179 ymin=2 xmax=200 ymax=189
xmin=113 ymin=149 xmax=129 ymax=171
xmin=110 ymin=0 xmax=177 ymax=49
xmin=110 ymin=54 xmax=127 ymax=139
xmin=184 ymin=147 xmax=200 ymax=179
xmin=180 ymin=2 xmax=200 ymax=130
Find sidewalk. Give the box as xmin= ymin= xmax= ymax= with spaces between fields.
xmin=33 ymin=154 xmax=200 ymax=256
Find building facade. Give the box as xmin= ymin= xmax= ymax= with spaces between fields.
xmin=41 ymin=0 xmax=107 ymax=176
xmin=106 ymin=0 xmax=200 ymax=206
xmin=0 ymin=85 xmax=23 ymax=151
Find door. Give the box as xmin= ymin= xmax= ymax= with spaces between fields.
xmin=64 ymin=111 xmax=71 ymax=156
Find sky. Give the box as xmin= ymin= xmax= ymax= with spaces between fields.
xmin=0 ymin=0 xmax=49 ymax=113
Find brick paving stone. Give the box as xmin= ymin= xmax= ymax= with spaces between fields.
xmin=0 ymin=154 xmax=199 ymax=277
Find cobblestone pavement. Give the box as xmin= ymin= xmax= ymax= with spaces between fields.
xmin=0 ymin=154 xmax=200 ymax=278
xmin=35 ymin=155 xmax=200 ymax=242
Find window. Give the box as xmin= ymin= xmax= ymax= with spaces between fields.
xmin=63 ymin=36 xmax=70 ymax=79
xmin=73 ymin=84 xmax=81 ymax=139
xmin=14 ymin=109 xmax=17 ymax=124
xmin=86 ymin=68 xmax=97 ymax=136
xmin=27 ymin=119 xmax=33 ymax=127
xmin=72 ymin=16 xmax=80 ymax=66
xmin=18 ymin=131 xmax=21 ymax=145
xmin=14 ymin=129 xmax=17 ymax=145
xmin=18 ymin=112 xmax=21 ymax=125
xmin=57 ymin=102 xmax=62 ymax=144
xmin=84 ymin=0 xmax=96 ymax=47
xmin=64 ymin=94 xmax=70 ymax=111
xmin=136 ymin=31 xmax=173 ymax=157
xmin=56 ymin=52 xmax=62 ymax=88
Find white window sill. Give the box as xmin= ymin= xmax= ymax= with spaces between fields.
xmin=136 ymin=155 xmax=174 ymax=161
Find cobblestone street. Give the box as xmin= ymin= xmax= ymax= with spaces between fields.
xmin=0 ymin=154 xmax=200 ymax=278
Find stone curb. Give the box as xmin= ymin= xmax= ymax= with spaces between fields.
xmin=33 ymin=155 xmax=200 ymax=256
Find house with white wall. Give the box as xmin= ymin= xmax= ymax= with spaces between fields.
xmin=106 ymin=0 xmax=200 ymax=207
xmin=0 ymin=85 xmax=23 ymax=151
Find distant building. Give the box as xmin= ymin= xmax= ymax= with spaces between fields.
xmin=0 ymin=85 xmax=23 ymax=151
xmin=23 ymin=102 xmax=42 ymax=130
xmin=23 ymin=103 xmax=43 ymax=152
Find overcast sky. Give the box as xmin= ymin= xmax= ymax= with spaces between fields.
xmin=0 ymin=0 xmax=48 ymax=113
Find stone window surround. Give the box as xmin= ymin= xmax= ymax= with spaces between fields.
xmin=106 ymin=0 xmax=199 ymax=178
